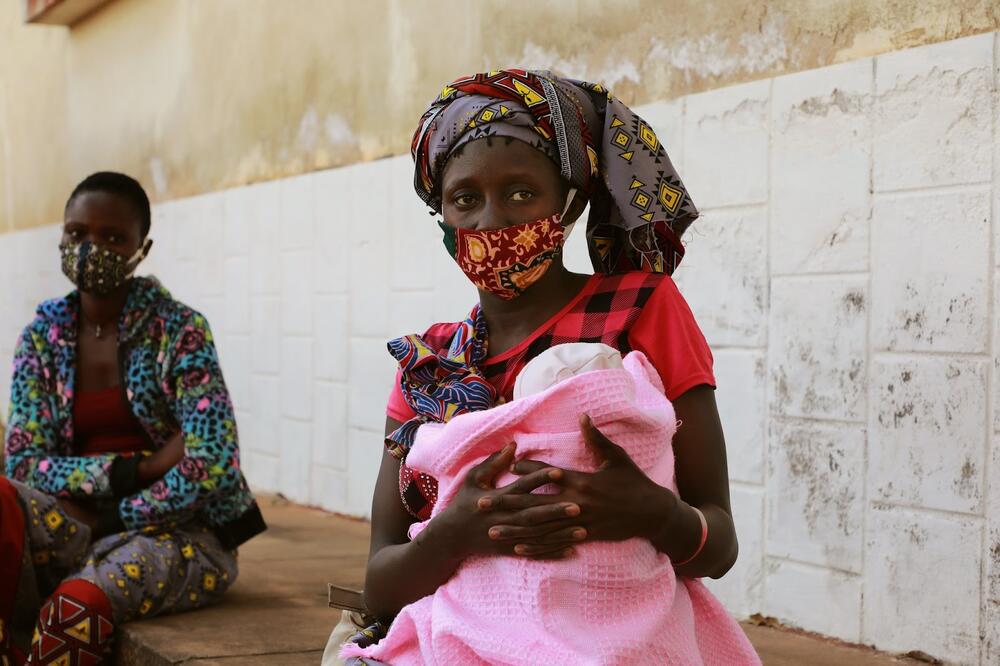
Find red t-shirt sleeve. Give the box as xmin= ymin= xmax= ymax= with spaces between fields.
xmin=628 ymin=275 xmax=715 ymax=401
xmin=386 ymin=368 xmax=417 ymax=423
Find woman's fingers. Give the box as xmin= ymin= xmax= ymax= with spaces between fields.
xmin=490 ymin=523 xmax=588 ymax=543
xmin=579 ymin=413 xmax=632 ymax=470
xmin=484 ymin=501 xmax=581 ymax=527
xmin=513 ymin=542 xmax=578 ymax=559
xmin=468 ymin=442 xmax=517 ymax=490
xmin=509 ymin=459 xmax=550 ymax=475
xmin=496 ymin=466 xmax=564 ymax=496
xmin=480 ymin=492 xmax=580 ymax=514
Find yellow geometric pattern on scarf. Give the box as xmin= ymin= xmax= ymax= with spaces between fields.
xmin=638 ymin=123 xmax=659 ymax=152
xmin=123 ymin=563 xmax=142 ymax=580
xmin=203 ymin=572 xmax=217 ymax=591
xmin=587 ymin=146 xmax=599 ymax=176
xmin=612 ymin=129 xmax=632 ymax=149
xmin=659 ymin=180 xmax=683 ymax=213
xmin=631 ymin=190 xmax=652 ymax=211
xmin=181 ymin=544 xmax=195 ymax=559
xmin=512 ymin=79 xmax=544 ymax=107
xmin=64 ymin=618 xmax=91 ymax=643
xmin=593 ymin=237 xmax=614 ymax=260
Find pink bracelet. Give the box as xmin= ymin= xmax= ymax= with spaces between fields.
xmin=673 ymin=507 xmax=708 ymax=567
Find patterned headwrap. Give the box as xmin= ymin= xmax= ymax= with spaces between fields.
xmin=411 ymin=69 xmax=698 ymax=275
xmin=385 ymin=70 xmax=700 ymax=493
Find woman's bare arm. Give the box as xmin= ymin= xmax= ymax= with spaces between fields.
xmin=656 ymin=385 xmax=738 ymax=579
xmin=362 ymin=418 xmax=465 ymax=620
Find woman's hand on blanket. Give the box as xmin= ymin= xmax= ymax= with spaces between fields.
xmin=509 ymin=414 xmax=679 ymax=545
xmin=436 ymin=443 xmax=585 ymax=560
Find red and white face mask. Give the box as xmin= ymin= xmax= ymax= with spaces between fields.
xmin=439 ymin=190 xmax=577 ymax=300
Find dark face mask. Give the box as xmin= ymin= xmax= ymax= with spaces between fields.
xmin=439 ymin=189 xmax=577 ymax=300
xmin=59 ymin=239 xmax=150 ymax=296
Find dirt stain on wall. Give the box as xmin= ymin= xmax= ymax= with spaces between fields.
xmin=2 ymin=0 xmax=999 ymax=231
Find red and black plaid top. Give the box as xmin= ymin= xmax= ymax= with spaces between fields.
xmin=387 ymin=271 xmax=715 ymax=519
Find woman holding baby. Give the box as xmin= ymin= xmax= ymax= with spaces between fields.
xmin=341 ymin=70 xmax=759 ymax=665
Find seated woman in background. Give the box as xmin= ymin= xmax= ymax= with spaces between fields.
xmin=1 ymin=172 xmax=266 ymax=665
xmin=340 ymin=70 xmax=759 ymax=664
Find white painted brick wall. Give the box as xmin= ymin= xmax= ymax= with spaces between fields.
xmin=871 ymin=190 xmax=990 ymax=354
xmin=767 ymin=420 xmax=865 ymax=572
xmin=768 ymin=276 xmax=868 ymax=422
xmin=1 ymin=32 xmax=997 ymax=664
xmin=763 ymin=560 xmax=863 ymax=642
xmin=770 ymin=59 xmax=872 ymax=275
xmin=869 ymin=356 xmax=987 ymax=514
xmin=864 ymin=506 xmax=983 ymax=662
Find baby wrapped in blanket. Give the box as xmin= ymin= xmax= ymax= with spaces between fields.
xmin=343 ymin=343 xmax=759 ymax=665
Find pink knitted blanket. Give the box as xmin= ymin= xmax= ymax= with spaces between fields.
xmin=343 ymin=352 xmax=759 ymax=665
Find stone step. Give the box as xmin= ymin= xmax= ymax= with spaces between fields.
xmin=116 ymin=496 xmax=922 ymax=665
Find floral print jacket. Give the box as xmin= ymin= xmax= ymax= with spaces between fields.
xmin=4 ymin=277 xmax=265 ymax=549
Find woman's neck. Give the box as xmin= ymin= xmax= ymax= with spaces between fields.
xmin=79 ymin=282 xmax=130 ymax=330
xmin=479 ymin=262 xmax=590 ymax=356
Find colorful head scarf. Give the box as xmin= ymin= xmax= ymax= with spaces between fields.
xmin=411 ymin=69 xmax=698 ymax=275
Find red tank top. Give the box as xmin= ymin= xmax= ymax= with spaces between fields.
xmin=73 ymin=385 xmax=149 ymax=456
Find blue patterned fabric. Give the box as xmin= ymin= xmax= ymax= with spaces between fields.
xmin=4 ymin=277 xmax=264 ymax=547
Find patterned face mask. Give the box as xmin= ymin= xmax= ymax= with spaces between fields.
xmin=440 ymin=190 xmax=577 ymax=300
xmin=60 ymin=239 xmax=151 ymax=296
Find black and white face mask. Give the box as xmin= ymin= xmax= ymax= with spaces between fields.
xmin=59 ymin=239 xmax=151 ymax=295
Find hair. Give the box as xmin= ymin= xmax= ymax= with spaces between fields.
xmin=66 ymin=172 xmax=152 ymax=238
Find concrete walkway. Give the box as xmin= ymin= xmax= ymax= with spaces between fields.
xmin=116 ymin=496 xmax=923 ymax=665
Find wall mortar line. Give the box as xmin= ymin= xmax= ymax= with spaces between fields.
xmin=765 ymin=553 xmax=862 ymax=578
xmin=860 ymin=52 xmax=877 ymax=646
xmin=978 ymin=28 xmax=999 ymax=666
xmin=870 ymin=500 xmax=987 ymax=522
xmin=759 ymin=75 xmax=775 ymax=619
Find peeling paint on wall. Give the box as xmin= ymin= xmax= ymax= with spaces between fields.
xmin=1 ymin=0 xmax=999 ymax=232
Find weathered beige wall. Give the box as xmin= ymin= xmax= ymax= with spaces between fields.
xmin=2 ymin=0 xmax=999 ymax=233
xmin=0 ymin=0 xmax=72 ymax=233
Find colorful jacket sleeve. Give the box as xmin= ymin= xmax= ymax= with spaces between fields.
xmin=4 ymin=324 xmax=119 ymax=499
xmin=117 ymin=312 xmax=242 ymax=530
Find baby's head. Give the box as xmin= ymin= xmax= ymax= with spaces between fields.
xmin=513 ymin=343 xmax=624 ymax=400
